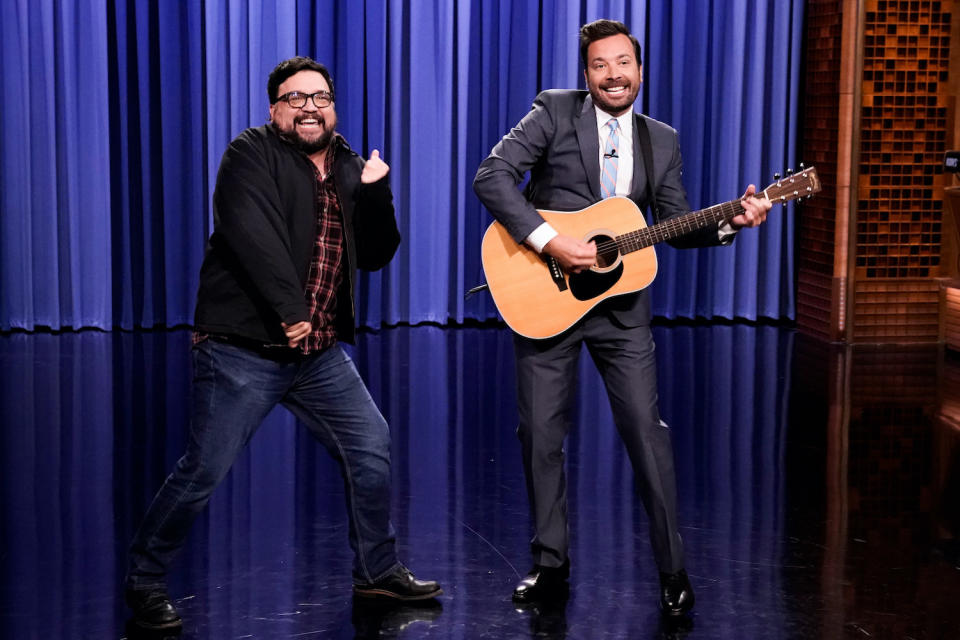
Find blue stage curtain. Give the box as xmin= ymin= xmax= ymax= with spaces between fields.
xmin=0 ymin=0 xmax=803 ymax=331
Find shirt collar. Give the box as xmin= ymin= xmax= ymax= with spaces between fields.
xmin=594 ymin=107 xmax=634 ymax=142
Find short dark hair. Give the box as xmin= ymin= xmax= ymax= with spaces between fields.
xmin=267 ymin=56 xmax=334 ymax=104
xmin=579 ymin=19 xmax=642 ymax=68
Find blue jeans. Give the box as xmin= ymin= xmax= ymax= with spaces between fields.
xmin=126 ymin=339 xmax=399 ymax=589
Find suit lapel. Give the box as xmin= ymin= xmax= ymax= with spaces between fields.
xmin=630 ymin=113 xmax=647 ymax=204
xmin=575 ymin=95 xmax=601 ymax=201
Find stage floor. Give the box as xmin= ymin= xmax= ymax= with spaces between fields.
xmin=1 ymin=324 xmax=958 ymax=639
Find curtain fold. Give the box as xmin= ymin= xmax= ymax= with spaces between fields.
xmin=646 ymin=0 xmax=803 ymax=320
xmin=0 ymin=0 xmax=803 ymax=331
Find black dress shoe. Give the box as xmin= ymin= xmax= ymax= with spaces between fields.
xmin=353 ymin=565 xmax=443 ymax=601
xmin=125 ymin=588 xmax=183 ymax=630
xmin=659 ymin=569 xmax=695 ymax=617
xmin=512 ymin=560 xmax=570 ymax=603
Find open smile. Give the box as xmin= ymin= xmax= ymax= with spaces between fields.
xmin=601 ymin=85 xmax=629 ymax=97
xmin=296 ymin=117 xmax=323 ymax=130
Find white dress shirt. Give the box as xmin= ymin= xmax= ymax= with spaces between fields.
xmin=525 ymin=106 xmax=635 ymax=252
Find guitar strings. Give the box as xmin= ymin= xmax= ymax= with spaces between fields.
xmin=589 ymin=199 xmax=743 ymax=255
xmin=585 ymin=172 xmax=813 ymax=256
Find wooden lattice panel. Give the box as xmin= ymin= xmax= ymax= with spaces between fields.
xmin=853 ymin=277 xmax=941 ymax=341
xmin=798 ymin=0 xmax=845 ymax=340
xmin=859 ymin=1 xmax=950 ymax=278
xmin=853 ymin=0 xmax=952 ymax=341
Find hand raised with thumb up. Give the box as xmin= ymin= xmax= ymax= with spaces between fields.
xmin=360 ymin=149 xmax=390 ymax=184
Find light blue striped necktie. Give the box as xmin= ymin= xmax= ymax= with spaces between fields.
xmin=601 ymin=118 xmax=619 ymax=198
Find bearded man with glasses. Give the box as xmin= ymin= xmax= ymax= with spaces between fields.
xmin=123 ymin=56 xmax=441 ymax=632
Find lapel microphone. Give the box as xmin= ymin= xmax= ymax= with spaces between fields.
xmin=604 ymin=148 xmax=618 ymax=158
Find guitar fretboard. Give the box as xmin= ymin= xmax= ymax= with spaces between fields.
xmin=615 ymin=199 xmax=744 ymax=254
xmin=611 ymin=169 xmax=819 ymax=254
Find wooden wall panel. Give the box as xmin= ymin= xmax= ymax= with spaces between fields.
xmin=852 ymin=0 xmax=953 ymax=343
xmin=800 ymin=0 xmax=958 ymax=344
xmin=798 ymin=1 xmax=847 ymax=341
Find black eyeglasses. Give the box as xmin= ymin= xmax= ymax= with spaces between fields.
xmin=275 ymin=91 xmax=333 ymax=109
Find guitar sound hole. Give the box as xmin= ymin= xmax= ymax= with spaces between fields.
xmin=592 ymin=234 xmax=619 ymax=269
xmin=569 ymin=262 xmax=623 ymax=301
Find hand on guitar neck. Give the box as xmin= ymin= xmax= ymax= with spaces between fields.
xmin=542 ymin=234 xmax=598 ymax=273
xmin=729 ymin=184 xmax=772 ymax=229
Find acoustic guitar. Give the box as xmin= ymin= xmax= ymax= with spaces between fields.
xmin=481 ymin=166 xmax=821 ymax=339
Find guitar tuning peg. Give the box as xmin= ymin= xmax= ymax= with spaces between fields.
xmin=786 ymin=167 xmax=794 ymax=175
xmin=774 ymin=172 xmax=781 ymax=181
xmin=799 ymin=162 xmax=805 ymax=171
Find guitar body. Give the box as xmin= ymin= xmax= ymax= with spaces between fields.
xmin=480 ymin=166 xmax=821 ymax=340
xmin=481 ymin=197 xmax=658 ymax=339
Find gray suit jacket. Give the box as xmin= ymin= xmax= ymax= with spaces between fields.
xmin=473 ymin=89 xmax=726 ymax=327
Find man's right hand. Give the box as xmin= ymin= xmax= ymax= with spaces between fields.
xmin=281 ymin=321 xmax=311 ymax=348
xmin=542 ymin=234 xmax=597 ymax=273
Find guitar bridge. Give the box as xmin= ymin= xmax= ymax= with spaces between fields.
xmin=546 ymin=256 xmax=568 ymax=291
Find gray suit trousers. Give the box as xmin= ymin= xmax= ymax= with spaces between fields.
xmin=513 ymin=306 xmax=685 ymax=573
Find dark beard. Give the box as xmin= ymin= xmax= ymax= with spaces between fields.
xmin=590 ymin=82 xmax=639 ymax=116
xmin=293 ymin=127 xmax=333 ymax=154
xmin=273 ymin=118 xmax=335 ymax=154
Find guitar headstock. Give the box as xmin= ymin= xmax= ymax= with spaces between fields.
xmin=763 ymin=166 xmax=821 ymax=204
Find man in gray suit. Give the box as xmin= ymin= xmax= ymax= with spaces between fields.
xmin=473 ymin=19 xmax=771 ymax=616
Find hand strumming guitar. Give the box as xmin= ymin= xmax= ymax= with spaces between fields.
xmin=542 ymin=234 xmax=598 ymax=273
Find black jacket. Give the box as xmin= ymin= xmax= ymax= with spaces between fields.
xmin=194 ymin=125 xmax=400 ymax=345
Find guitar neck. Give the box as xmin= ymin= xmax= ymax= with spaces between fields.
xmin=616 ymin=198 xmax=744 ymax=254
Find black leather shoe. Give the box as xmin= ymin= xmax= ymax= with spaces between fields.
xmin=659 ymin=569 xmax=695 ymax=617
xmin=353 ymin=566 xmax=443 ymax=601
xmin=125 ymin=588 xmax=183 ymax=630
xmin=512 ymin=560 xmax=570 ymax=603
